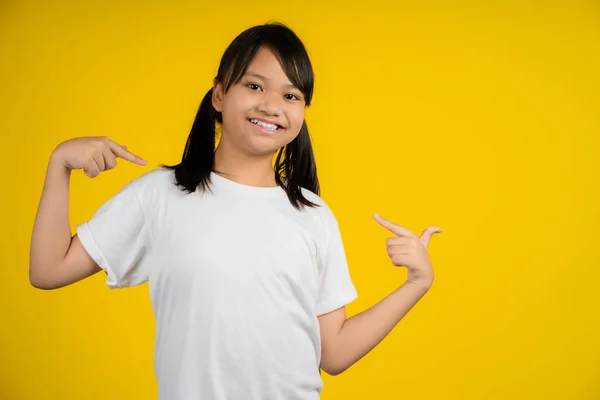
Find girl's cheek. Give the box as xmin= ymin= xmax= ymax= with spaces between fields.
xmin=290 ymin=107 xmax=304 ymax=121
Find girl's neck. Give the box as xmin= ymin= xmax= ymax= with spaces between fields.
xmin=213 ymin=144 xmax=278 ymax=188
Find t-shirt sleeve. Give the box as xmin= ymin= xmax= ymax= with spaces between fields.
xmin=315 ymin=210 xmax=358 ymax=316
xmin=75 ymin=178 xmax=152 ymax=289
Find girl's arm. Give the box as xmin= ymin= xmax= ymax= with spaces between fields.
xmin=29 ymin=137 xmax=146 ymax=289
xmin=29 ymin=152 xmax=100 ymax=289
xmin=318 ymin=281 xmax=429 ymax=375
xmin=318 ymin=214 xmax=442 ymax=375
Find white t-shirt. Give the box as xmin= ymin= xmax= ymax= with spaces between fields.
xmin=76 ymin=168 xmax=358 ymax=400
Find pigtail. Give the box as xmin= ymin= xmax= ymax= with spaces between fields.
xmin=275 ymin=120 xmax=320 ymax=209
xmin=164 ymin=88 xmax=219 ymax=193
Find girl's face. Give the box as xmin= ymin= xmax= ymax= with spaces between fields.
xmin=212 ymin=46 xmax=307 ymax=157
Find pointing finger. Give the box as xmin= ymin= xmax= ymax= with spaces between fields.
xmin=109 ymin=141 xmax=147 ymax=166
xmin=374 ymin=214 xmax=418 ymax=238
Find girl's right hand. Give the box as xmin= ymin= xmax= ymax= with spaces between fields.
xmin=52 ymin=136 xmax=147 ymax=178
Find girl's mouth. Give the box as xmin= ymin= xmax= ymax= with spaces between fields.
xmin=248 ymin=118 xmax=283 ymax=135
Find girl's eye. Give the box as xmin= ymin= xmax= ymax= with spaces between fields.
xmin=285 ymin=93 xmax=300 ymax=101
xmin=247 ymin=83 xmax=262 ymax=91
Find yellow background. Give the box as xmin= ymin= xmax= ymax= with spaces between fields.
xmin=1 ymin=1 xmax=599 ymax=399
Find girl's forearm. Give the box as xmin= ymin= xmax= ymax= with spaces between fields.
xmin=329 ymin=282 xmax=430 ymax=374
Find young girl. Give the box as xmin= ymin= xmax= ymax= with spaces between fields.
xmin=30 ymin=22 xmax=441 ymax=400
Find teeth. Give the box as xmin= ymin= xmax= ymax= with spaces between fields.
xmin=250 ymin=119 xmax=278 ymax=131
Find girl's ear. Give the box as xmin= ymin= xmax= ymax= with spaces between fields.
xmin=212 ymin=80 xmax=224 ymax=112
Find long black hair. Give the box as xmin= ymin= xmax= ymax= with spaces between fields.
xmin=164 ymin=22 xmax=320 ymax=210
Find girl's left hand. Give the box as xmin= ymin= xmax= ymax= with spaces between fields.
xmin=374 ymin=214 xmax=442 ymax=289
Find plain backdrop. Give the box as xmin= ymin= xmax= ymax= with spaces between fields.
xmin=1 ymin=1 xmax=599 ymax=399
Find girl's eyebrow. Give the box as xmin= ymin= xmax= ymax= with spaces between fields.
xmin=244 ymin=71 xmax=298 ymax=90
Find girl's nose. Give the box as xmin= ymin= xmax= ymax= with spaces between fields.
xmin=256 ymin=93 xmax=282 ymax=116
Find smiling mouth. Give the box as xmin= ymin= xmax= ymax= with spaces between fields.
xmin=248 ymin=118 xmax=283 ymax=132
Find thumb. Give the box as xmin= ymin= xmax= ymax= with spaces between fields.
xmin=419 ymin=226 xmax=443 ymax=248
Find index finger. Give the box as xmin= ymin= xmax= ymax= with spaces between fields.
xmin=374 ymin=214 xmax=418 ymax=238
xmin=109 ymin=141 xmax=147 ymax=166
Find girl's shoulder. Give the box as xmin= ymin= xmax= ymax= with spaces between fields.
xmin=298 ymin=187 xmax=340 ymax=229
xmin=132 ymin=166 xmax=176 ymax=188
xmin=127 ymin=166 xmax=180 ymax=203
xmin=298 ymin=187 xmax=328 ymax=209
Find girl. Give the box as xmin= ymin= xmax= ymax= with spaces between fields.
xmin=30 ymin=22 xmax=441 ymax=400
